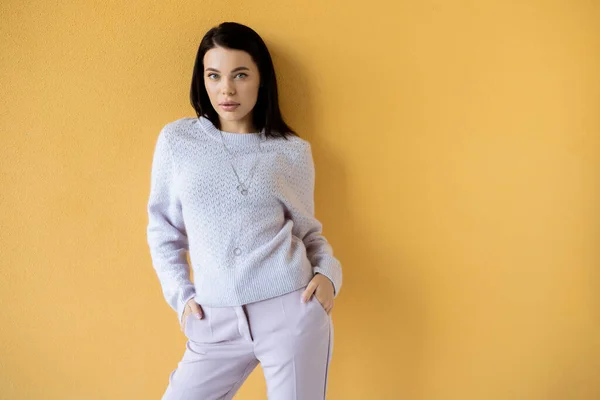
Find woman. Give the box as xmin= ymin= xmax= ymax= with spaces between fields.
xmin=146 ymin=22 xmax=342 ymax=399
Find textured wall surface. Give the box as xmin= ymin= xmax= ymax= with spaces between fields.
xmin=1 ymin=0 xmax=598 ymax=399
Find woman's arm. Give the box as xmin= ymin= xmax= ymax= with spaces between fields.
xmin=146 ymin=125 xmax=196 ymax=324
xmin=286 ymin=141 xmax=343 ymax=297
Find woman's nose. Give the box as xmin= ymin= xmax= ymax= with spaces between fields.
xmin=221 ymin=79 xmax=235 ymax=95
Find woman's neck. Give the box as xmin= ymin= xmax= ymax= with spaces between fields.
xmin=218 ymin=116 xmax=257 ymax=134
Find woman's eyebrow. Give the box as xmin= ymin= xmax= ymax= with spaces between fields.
xmin=205 ymin=66 xmax=250 ymax=73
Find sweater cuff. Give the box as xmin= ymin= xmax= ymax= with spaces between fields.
xmin=177 ymin=288 xmax=197 ymax=324
xmin=313 ymin=264 xmax=342 ymax=298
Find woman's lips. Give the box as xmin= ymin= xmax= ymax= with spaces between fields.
xmin=220 ymin=104 xmax=240 ymax=111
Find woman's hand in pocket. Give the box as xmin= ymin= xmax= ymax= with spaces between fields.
xmin=301 ymin=273 xmax=335 ymax=315
xmin=180 ymin=299 xmax=204 ymax=332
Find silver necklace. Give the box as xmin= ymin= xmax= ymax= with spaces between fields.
xmin=217 ymin=128 xmax=265 ymax=196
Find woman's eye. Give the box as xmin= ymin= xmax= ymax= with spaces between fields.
xmin=207 ymin=73 xmax=219 ymax=79
xmin=235 ymin=73 xmax=248 ymax=78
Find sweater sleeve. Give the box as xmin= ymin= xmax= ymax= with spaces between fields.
xmin=286 ymin=142 xmax=343 ymax=297
xmin=146 ymin=126 xmax=196 ymax=324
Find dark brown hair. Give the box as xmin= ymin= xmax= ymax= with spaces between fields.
xmin=190 ymin=22 xmax=297 ymax=140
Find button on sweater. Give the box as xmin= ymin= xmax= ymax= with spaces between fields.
xmin=146 ymin=116 xmax=343 ymax=323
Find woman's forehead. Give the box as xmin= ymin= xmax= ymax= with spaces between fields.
xmin=203 ymin=47 xmax=256 ymax=71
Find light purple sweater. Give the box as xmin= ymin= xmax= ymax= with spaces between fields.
xmin=146 ymin=116 xmax=342 ymax=323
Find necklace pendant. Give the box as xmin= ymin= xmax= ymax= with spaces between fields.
xmin=237 ymin=184 xmax=248 ymax=196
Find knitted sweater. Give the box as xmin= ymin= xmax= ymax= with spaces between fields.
xmin=146 ymin=116 xmax=342 ymax=323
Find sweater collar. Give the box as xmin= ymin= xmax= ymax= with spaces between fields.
xmin=198 ymin=116 xmax=266 ymax=146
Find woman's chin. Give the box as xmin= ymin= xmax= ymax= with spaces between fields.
xmin=217 ymin=109 xmax=251 ymax=122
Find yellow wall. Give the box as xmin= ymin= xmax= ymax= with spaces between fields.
xmin=1 ymin=1 xmax=598 ymax=399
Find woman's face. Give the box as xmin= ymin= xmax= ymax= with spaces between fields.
xmin=203 ymin=46 xmax=261 ymax=131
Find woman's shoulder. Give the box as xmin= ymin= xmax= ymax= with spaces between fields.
xmin=276 ymin=132 xmax=308 ymax=146
xmin=268 ymin=133 xmax=311 ymax=168
xmin=160 ymin=117 xmax=197 ymax=135
xmin=156 ymin=117 xmax=206 ymax=147
xmin=272 ymin=131 xmax=310 ymax=150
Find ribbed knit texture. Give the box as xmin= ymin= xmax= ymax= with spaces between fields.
xmin=146 ymin=116 xmax=342 ymax=323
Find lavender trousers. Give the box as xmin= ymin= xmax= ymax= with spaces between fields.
xmin=161 ymin=286 xmax=334 ymax=400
